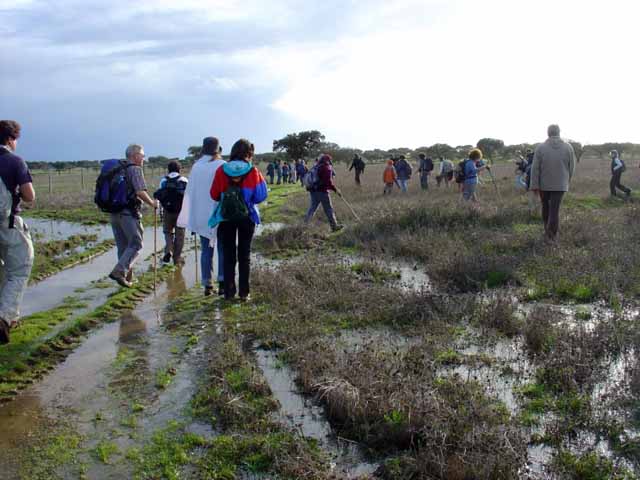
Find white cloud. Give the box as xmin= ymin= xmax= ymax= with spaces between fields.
xmin=265 ymin=0 xmax=640 ymax=147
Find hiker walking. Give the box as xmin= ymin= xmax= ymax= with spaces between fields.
xmin=275 ymin=160 xmax=282 ymax=185
xmin=436 ymin=157 xmax=454 ymax=187
xmin=282 ymin=162 xmax=290 ymax=184
xmin=295 ymin=159 xmax=307 ymax=186
xmin=154 ymin=161 xmax=188 ymax=265
xmin=458 ymin=148 xmax=487 ymax=204
xmin=609 ymin=150 xmax=631 ymax=198
xmin=0 ymin=120 xmax=35 ymax=344
xmin=304 ymin=154 xmax=343 ymax=231
xmin=383 ymin=159 xmax=397 ymax=195
xmin=395 ymin=155 xmax=412 ymax=192
xmin=210 ymin=139 xmax=268 ymax=301
xmin=107 ymin=144 xmax=158 ymax=288
xmin=418 ymin=153 xmax=434 ymax=190
xmin=530 ymin=125 xmax=576 ymax=243
xmin=177 ymin=137 xmax=226 ymax=296
xmin=349 ymin=154 xmax=366 ymax=185
xmin=266 ymin=161 xmax=275 ymax=184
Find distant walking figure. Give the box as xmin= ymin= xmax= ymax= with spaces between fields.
xmin=394 ymin=156 xmax=413 ymax=192
xmin=530 ymin=125 xmax=576 ymax=243
xmin=418 ymin=153 xmax=434 ymax=190
xmin=349 ymin=154 xmax=366 ymax=185
xmin=609 ymin=150 xmax=631 ymax=198
xmin=436 ymin=158 xmax=454 ymax=187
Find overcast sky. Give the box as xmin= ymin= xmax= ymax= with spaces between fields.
xmin=1 ymin=0 xmax=639 ymax=161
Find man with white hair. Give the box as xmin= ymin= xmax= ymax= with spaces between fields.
xmin=109 ymin=144 xmax=158 ymax=287
xmin=530 ymin=125 xmax=576 ymax=243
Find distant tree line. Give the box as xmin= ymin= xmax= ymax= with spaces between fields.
xmin=26 ymin=134 xmax=640 ymax=171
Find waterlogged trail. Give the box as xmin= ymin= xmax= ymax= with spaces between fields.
xmin=0 ymin=254 xmax=210 ymax=479
xmin=22 ymin=226 xmax=174 ymax=317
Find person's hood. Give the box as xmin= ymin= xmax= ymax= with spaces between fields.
xmin=223 ymin=160 xmax=253 ymax=177
xmin=387 ymin=159 xmax=394 ymax=166
xmin=547 ymin=136 xmax=564 ymax=149
xmin=166 ymin=172 xmax=181 ymax=178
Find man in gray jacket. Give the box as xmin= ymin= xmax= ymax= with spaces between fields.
xmin=530 ymin=124 xmax=576 ymax=243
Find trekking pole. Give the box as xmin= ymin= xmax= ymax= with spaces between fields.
xmin=153 ymin=207 xmax=157 ymax=293
xmin=336 ymin=191 xmax=361 ymax=222
xmin=194 ymin=233 xmax=198 ymax=286
xmin=487 ymin=167 xmax=502 ymax=201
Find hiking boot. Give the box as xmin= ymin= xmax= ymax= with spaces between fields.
xmin=126 ymin=268 xmax=136 ymax=284
xmin=218 ymin=282 xmax=225 ymax=296
xmin=162 ymin=252 xmax=172 ymax=263
xmin=204 ymin=285 xmax=214 ymax=297
xmin=173 ymin=257 xmax=185 ymax=267
xmin=239 ymin=294 xmax=251 ymax=303
xmin=109 ymin=269 xmax=132 ymax=288
xmin=0 ymin=319 xmax=9 ymax=344
xmin=331 ymin=224 xmax=344 ymax=232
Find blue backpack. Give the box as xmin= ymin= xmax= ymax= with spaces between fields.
xmin=94 ymin=159 xmax=136 ymax=213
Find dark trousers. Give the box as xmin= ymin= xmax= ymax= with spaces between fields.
xmin=420 ymin=172 xmax=430 ymax=190
xmin=540 ymin=191 xmax=564 ymax=240
xmin=217 ymin=219 xmax=256 ymax=298
xmin=305 ymin=191 xmax=337 ymax=229
xmin=355 ymin=170 xmax=362 ymax=185
xmin=610 ymin=171 xmax=631 ymax=196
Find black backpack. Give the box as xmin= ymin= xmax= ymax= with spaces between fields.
xmin=154 ymin=176 xmax=186 ymax=214
xmin=220 ymin=173 xmax=250 ymax=222
xmin=455 ymin=159 xmax=468 ymax=184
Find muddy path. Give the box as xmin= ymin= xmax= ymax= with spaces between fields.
xmin=0 ymin=255 xmax=208 ymax=479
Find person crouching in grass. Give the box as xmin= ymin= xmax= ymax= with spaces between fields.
xmin=210 ymin=139 xmax=267 ymax=301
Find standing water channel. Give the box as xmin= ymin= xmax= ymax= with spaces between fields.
xmin=1 ymin=220 xmax=379 ymax=479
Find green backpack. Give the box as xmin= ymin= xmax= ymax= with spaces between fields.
xmin=219 ymin=174 xmax=250 ymax=222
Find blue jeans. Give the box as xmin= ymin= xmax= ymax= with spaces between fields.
xmin=200 ymin=236 xmax=224 ymax=287
xmin=398 ymin=179 xmax=409 ymax=192
xmin=305 ymin=191 xmax=337 ymax=229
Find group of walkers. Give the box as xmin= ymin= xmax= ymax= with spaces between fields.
xmin=98 ymin=136 xmax=268 ymax=304
xmin=265 ymin=159 xmax=306 ymax=185
xmin=0 ymin=118 xmax=634 ymax=345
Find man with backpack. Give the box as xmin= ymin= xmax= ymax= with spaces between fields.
xmin=154 ymin=161 xmax=188 ymax=265
xmin=349 ymin=154 xmax=366 ymax=185
xmin=418 ymin=153 xmax=434 ymax=190
xmin=304 ymin=154 xmax=343 ymax=231
xmin=610 ymin=150 xmax=631 ymax=198
xmin=530 ymin=124 xmax=576 ymax=243
xmin=0 ymin=120 xmax=35 ymax=344
xmin=100 ymin=144 xmax=158 ymax=288
xmin=395 ymin=155 xmax=413 ymax=192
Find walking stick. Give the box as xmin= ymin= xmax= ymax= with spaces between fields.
xmin=194 ymin=233 xmax=199 ymax=286
xmin=336 ymin=191 xmax=361 ymax=222
xmin=153 ymin=207 xmax=157 ymax=293
xmin=487 ymin=167 xmax=502 ymax=201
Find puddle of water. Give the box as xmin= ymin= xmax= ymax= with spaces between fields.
xmin=340 ymin=253 xmax=431 ymax=292
xmin=27 ymin=218 xmax=112 ymax=243
xmin=254 ymin=347 xmax=379 ymax=479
